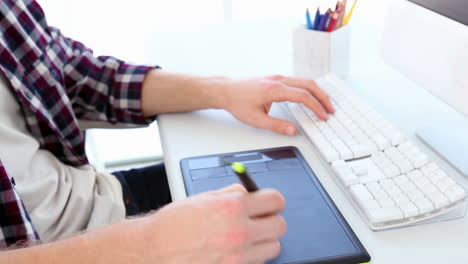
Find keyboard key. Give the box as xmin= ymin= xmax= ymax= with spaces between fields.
xmin=331 ymin=160 xmax=347 ymax=169
xmin=387 ymin=131 xmax=406 ymax=146
xmin=428 ymin=192 xmax=450 ymax=209
xmin=399 ymin=182 xmax=417 ymax=193
xmin=381 ymin=182 xmax=403 ymax=196
xmin=406 ymin=189 xmax=425 ymax=202
xmin=414 ymin=198 xmax=434 ymax=214
xmin=349 ymin=145 xmax=372 ymax=159
xmin=334 ymin=167 xmax=359 ymax=186
xmin=372 ymin=134 xmax=391 ymax=151
xmin=351 ymin=185 xmax=374 ymax=203
xmin=397 ymin=142 xmax=417 ymax=155
xmin=332 ymin=140 xmax=353 ymax=160
xmin=444 ymin=185 xmax=467 ymax=203
xmin=378 ymin=198 xmax=396 ymax=208
xmin=317 ymin=122 xmax=332 ymax=133
xmin=370 ymin=188 xmax=389 ymax=200
xmin=323 ymin=130 xmax=337 ymax=141
xmin=346 ymin=123 xmax=360 ymax=133
xmin=381 ymin=164 xmax=400 ymax=178
xmin=413 ymin=177 xmax=431 ymax=189
xmin=371 ymin=152 xmax=387 ymax=162
xmin=420 ymin=183 xmax=440 ymax=197
xmin=288 ymin=103 xmax=308 ymax=121
xmin=436 ymin=177 xmax=456 ymax=192
xmin=320 ymin=147 xmax=340 ymax=163
xmin=394 ymin=175 xmax=410 ymax=187
xmin=309 ymin=133 xmax=327 ymax=145
xmin=410 ymin=153 xmax=430 ymax=168
xmin=421 ymin=163 xmax=439 ymax=175
xmin=301 ymin=122 xmax=320 ymax=136
xmin=379 ymin=178 xmax=396 ymax=189
xmin=396 ymin=160 xmax=414 ymax=174
xmin=342 ymin=135 xmax=358 ymax=146
xmin=406 ymin=146 xmax=422 ymax=157
xmin=366 ymin=142 xmax=380 ymax=154
xmin=351 ymin=163 xmax=368 ymax=176
xmin=363 ymin=199 xmax=381 ymax=211
xmin=359 ymin=174 xmax=386 ymax=184
xmin=407 ymin=170 xmax=424 ymax=182
xmin=368 ymin=207 xmax=404 ymax=223
xmin=384 ymin=147 xmax=403 ymax=161
xmin=392 ymin=194 xmax=411 ymax=206
xmin=427 ymin=169 xmax=448 ymax=185
xmin=365 ymin=182 xmax=381 ymax=191
xmin=399 ymin=203 xmax=419 ymax=218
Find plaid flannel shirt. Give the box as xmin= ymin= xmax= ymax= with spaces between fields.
xmin=0 ymin=0 xmax=154 ymax=247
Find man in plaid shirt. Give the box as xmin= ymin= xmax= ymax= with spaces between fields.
xmin=0 ymin=0 xmax=334 ymax=263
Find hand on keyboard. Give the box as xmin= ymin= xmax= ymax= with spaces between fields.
xmin=224 ymin=75 xmax=335 ymax=136
xmin=288 ymin=74 xmax=467 ymax=230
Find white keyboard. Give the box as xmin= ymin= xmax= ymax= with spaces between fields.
xmin=287 ymin=74 xmax=468 ymax=230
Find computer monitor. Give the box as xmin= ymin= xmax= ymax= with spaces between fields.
xmin=409 ymin=0 xmax=468 ymax=26
xmin=381 ymin=0 xmax=468 ymax=177
xmin=382 ymin=0 xmax=468 ymax=117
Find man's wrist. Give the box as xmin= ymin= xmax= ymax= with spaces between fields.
xmin=142 ymin=70 xmax=234 ymax=115
xmin=197 ymin=76 xmax=232 ymax=110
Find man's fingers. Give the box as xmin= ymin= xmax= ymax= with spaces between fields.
xmin=214 ymin=184 xmax=247 ymax=195
xmin=243 ymin=240 xmax=282 ymax=263
xmin=269 ymin=75 xmax=335 ymax=114
xmin=248 ymin=113 xmax=297 ymax=136
xmin=246 ymin=189 xmax=286 ymax=217
xmin=269 ymin=85 xmax=329 ymax=120
xmin=250 ymin=215 xmax=287 ymax=243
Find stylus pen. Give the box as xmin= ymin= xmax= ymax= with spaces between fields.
xmin=231 ymin=162 xmax=259 ymax=192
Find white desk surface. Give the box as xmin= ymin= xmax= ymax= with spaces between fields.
xmin=152 ymin=17 xmax=468 ymax=263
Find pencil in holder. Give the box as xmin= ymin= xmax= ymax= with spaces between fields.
xmin=292 ymin=25 xmax=350 ymax=79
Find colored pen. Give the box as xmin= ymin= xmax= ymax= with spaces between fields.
xmin=334 ymin=1 xmax=345 ymax=28
xmin=325 ymin=8 xmax=332 ymax=30
xmin=312 ymin=8 xmax=321 ymax=30
xmin=343 ymin=0 xmax=357 ymax=25
xmin=318 ymin=12 xmax=329 ymax=31
xmin=306 ymin=8 xmax=313 ymax=30
xmin=339 ymin=0 xmax=347 ymax=26
xmin=327 ymin=12 xmax=340 ymax=32
xmin=232 ymin=162 xmax=259 ymax=192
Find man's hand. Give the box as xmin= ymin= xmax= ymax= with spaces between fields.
xmin=138 ymin=184 xmax=287 ymax=264
xmin=142 ymin=71 xmax=334 ymax=136
xmin=2 ymin=184 xmax=286 ymax=264
xmin=223 ymin=75 xmax=335 ymax=136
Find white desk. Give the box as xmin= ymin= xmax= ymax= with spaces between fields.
xmin=152 ymin=17 xmax=468 ymax=263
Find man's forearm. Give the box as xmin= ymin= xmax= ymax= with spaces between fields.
xmin=141 ymin=70 xmax=231 ymax=116
xmin=1 ymin=232 xmax=93 ymax=263
xmin=0 ymin=219 xmax=144 ymax=264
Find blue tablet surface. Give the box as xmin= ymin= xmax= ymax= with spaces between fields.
xmin=180 ymin=146 xmax=371 ymax=264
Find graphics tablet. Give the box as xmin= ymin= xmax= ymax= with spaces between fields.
xmin=180 ymin=146 xmax=371 ymax=264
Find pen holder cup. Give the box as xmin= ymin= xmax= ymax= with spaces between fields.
xmin=292 ymin=25 xmax=350 ymax=79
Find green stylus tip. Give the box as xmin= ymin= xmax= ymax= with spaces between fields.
xmin=232 ymin=162 xmax=246 ymax=174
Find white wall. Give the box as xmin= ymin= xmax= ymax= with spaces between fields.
xmin=39 ymin=0 xmax=392 ymax=62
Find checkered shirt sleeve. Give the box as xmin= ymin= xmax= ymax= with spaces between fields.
xmin=49 ymin=27 xmax=156 ymax=124
xmin=0 ymin=162 xmax=39 ymax=248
